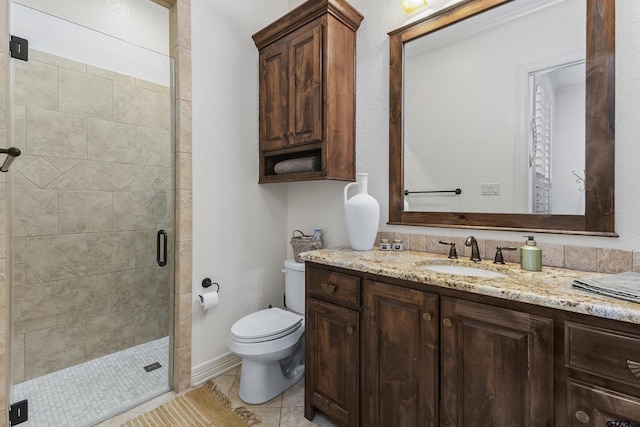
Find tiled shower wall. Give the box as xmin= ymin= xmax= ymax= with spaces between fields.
xmin=10 ymin=49 xmax=172 ymax=382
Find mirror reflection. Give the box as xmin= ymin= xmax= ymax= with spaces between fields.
xmin=403 ymin=0 xmax=586 ymax=215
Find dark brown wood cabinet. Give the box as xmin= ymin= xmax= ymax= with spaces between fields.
xmin=440 ymin=297 xmax=554 ymax=427
xmin=252 ymin=0 xmax=363 ymax=183
xmin=305 ymin=261 xmax=640 ymax=426
xmin=565 ymin=322 xmax=640 ymax=426
xmin=363 ymin=280 xmax=439 ymax=427
xmin=305 ymin=266 xmax=361 ymax=426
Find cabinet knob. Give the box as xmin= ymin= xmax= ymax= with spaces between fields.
xmin=320 ymin=283 xmax=336 ymax=294
xmin=423 ymin=313 xmax=432 ymax=322
xmin=442 ymin=318 xmax=452 ymax=327
xmin=574 ymin=410 xmax=590 ymax=423
xmin=347 ymin=326 xmax=354 ymax=335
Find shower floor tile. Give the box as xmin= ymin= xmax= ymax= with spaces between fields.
xmin=13 ymin=336 xmax=170 ymax=427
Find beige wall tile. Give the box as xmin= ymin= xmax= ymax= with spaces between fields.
xmin=56 ymin=274 xmax=113 ymax=326
xmin=24 ymin=234 xmax=87 ymax=283
xmin=136 ymin=230 xmax=160 ymax=268
xmin=12 ymin=282 xmax=60 ymax=333
xmin=136 ymin=78 xmax=170 ymax=94
xmin=14 ymin=59 xmax=57 ymax=110
xmin=0 ymin=334 xmax=5 ymax=412
xmin=86 ymin=232 xmax=137 ymax=275
xmin=174 ymin=293 xmax=191 ymax=348
xmin=175 ymin=240 xmax=192 ymax=295
xmin=85 ymin=311 xmax=136 ymax=360
xmin=111 ymin=268 xmax=157 ymax=312
xmin=59 ymin=191 xmax=113 ymax=233
xmin=12 ymin=105 xmax=25 ymax=149
xmin=425 ymin=235 xmax=446 ymax=255
xmin=176 ymin=100 xmax=192 ymax=153
xmin=176 ymin=152 xmax=191 ymax=190
xmin=408 ymin=234 xmax=427 ymax=252
xmin=30 ymin=50 xmax=86 ymax=72
xmin=113 ymin=191 xmax=156 ymax=230
xmin=137 ymin=127 xmax=171 ymax=166
xmin=87 ymin=64 xmax=136 ymax=85
xmin=113 ymin=81 xmax=158 ymax=127
xmin=173 ymin=344 xmax=191 ymax=392
xmin=18 ymin=157 xmax=62 ymax=188
xmin=564 ymin=246 xmax=597 ymax=272
xmin=176 ymin=0 xmax=191 ymax=50
xmin=539 ymin=243 xmax=565 ymax=268
xmin=13 ymin=189 xmax=58 ymax=236
xmin=64 ymin=160 xmax=112 ymax=189
xmin=27 ymin=108 xmax=88 ymax=158
xmin=175 ymin=190 xmax=192 ymax=242
xmin=135 ymin=303 xmax=170 ymax=344
xmin=11 ymin=333 xmax=24 ymax=384
xmin=173 ymin=46 xmax=191 ymax=102
xmin=58 ymin=68 xmax=113 ymax=120
xmin=158 ymin=92 xmax=172 ymax=132
xmin=24 ymin=323 xmax=86 ymax=380
xmin=597 ymin=248 xmax=633 ymax=274
xmin=88 ymin=118 xmax=137 ymax=163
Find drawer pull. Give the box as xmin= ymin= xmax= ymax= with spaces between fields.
xmin=347 ymin=326 xmax=354 ymax=335
xmin=320 ymin=283 xmax=336 ymax=294
xmin=627 ymin=360 xmax=640 ymax=378
xmin=443 ymin=318 xmax=452 ymax=328
xmin=423 ymin=313 xmax=432 ymax=322
xmin=575 ymin=410 xmax=590 ymax=423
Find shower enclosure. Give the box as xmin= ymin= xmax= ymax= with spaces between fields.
xmin=8 ymin=1 xmax=174 ymax=425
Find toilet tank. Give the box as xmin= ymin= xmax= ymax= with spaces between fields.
xmin=283 ymin=259 xmax=305 ymax=314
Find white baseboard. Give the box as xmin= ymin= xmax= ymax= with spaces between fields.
xmin=191 ymin=352 xmax=242 ymax=386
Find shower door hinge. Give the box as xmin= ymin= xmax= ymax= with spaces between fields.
xmin=9 ymin=35 xmax=28 ymax=61
xmin=9 ymin=399 xmax=28 ymax=425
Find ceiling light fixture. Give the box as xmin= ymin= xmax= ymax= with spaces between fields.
xmin=401 ymin=0 xmax=428 ymax=13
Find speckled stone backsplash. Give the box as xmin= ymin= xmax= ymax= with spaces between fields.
xmin=377 ymin=232 xmax=636 ymax=274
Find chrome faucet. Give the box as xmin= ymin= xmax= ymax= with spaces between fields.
xmin=465 ymin=236 xmax=481 ymax=262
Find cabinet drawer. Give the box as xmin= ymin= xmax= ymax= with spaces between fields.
xmin=307 ymin=267 xmax=360 ymax=307
xmin=566 ymin=322 xmax=640 ymax=388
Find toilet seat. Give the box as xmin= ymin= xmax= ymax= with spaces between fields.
xmin=230 ymin=308 xmax=303 ymax=344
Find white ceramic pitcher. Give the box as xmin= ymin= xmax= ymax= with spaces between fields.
xmin=344 ymin=173 xmax=380 ymax=251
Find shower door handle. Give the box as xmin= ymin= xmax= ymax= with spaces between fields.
xmin=157 ymin=230 xmax=168 ymax=267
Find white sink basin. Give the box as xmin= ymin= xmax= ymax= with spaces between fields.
xmin=424 ymin=264 xmax=506 ymax=278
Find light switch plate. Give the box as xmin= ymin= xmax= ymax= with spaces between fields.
xmin=481 ymin=183 xmax=500 ymax=195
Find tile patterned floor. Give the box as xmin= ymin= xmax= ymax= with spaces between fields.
xmin=97 ymin=366 xmax=336 ymax=427
xmin=13 ymin=337 xmax=170 ymax=427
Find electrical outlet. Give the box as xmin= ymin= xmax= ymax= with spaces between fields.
xmin=481 ymin=183 xmax=500 ymax=195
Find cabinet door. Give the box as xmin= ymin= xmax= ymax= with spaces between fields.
xmin=305 ymin=298 xmax=359 ymax=426
xmin=441 ymin=297 xmax=554 ymax=427
xmin=568 ymin=379 xmax=640 ymax=426
xmin=259 ymin=40 xmax=289 ymax=151
xmin=288 ymin=22 xmax=322 ymax=147
xmin=363 ymin=280 xmax=439 ymax=427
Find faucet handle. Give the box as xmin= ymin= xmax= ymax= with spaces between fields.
xmin=439 ymin=241 xmax=458 ymax=259
xmin=493 ymin=246 xmax=516 ymax=264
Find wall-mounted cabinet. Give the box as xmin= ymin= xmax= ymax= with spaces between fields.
xmin=252 ymin=0 xmax=363 ymax=183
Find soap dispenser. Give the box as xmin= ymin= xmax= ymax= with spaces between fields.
xmin=520 ymin=236 xmax=542 ymax=271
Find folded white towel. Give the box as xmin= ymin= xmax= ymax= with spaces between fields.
xmin=572 ymin=272 xmax=640 ymax=303
xmin=274 ymin=156 xmax=321 ymax=174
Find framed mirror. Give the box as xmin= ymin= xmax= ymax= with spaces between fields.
xmin=388 ymin=0 xmax=615 ymax=235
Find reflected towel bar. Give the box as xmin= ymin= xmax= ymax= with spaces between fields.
xmin=0 ymin=147 xmax=20 ymax=172
xmin=404 ymin=188 xmax=462 ymax=195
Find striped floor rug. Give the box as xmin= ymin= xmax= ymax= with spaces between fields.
xmin=121 ymin=381 xmax=261 ymax=426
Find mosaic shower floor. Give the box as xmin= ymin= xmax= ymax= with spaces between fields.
xmin=12 ymin=336 xmax=170 ymax=427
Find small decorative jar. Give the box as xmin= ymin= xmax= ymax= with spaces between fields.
xmin=392 ymin=239 xmax=403 ymax=251
xmin=380 ymin=239 xmax=390 ymax=251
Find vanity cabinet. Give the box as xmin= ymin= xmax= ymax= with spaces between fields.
xmin=305 ymin=266 xmax=361 ymax=426
xmin=305 ymin=261 xmax=640 ymax=426
xmin=440 ymin=297 xmax=554 ymax=426
xmin=363 ymin=280 xmax=438 ymax=426
xmin=565 ymin=322 xmax=640 ymax=425
xmin=252 ymin=0 xmax=363 ymax=183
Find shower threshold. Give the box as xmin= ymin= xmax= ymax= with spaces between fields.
xmin=12 ymin=336 xmax=170 ymax=427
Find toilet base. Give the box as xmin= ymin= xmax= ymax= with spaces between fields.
xmin=238 ymin=358 xmax=305 ymax=404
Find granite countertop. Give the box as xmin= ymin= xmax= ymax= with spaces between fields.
xmin=300 ymin=248 xmax=640 ymax=325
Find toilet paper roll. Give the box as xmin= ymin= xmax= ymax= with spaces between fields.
xmin=199 ymin=291 xmax=219 ymax=310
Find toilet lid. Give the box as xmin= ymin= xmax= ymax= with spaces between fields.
xmin=231 ymin=308 xmax=303 ymax=342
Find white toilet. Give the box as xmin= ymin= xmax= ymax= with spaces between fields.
xmin=227 ymin=260 xmax=306 ymax=404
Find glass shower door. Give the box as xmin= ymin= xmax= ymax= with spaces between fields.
xmin=8 ymin=2 xmax=174 ymax=426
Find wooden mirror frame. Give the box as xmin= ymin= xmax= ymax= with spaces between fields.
xmin=388 ymin=0 xmax=616 ymax=235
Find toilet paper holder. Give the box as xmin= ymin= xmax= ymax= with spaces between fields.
xmin=201 ymin=277 xmax=220 ymax=292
